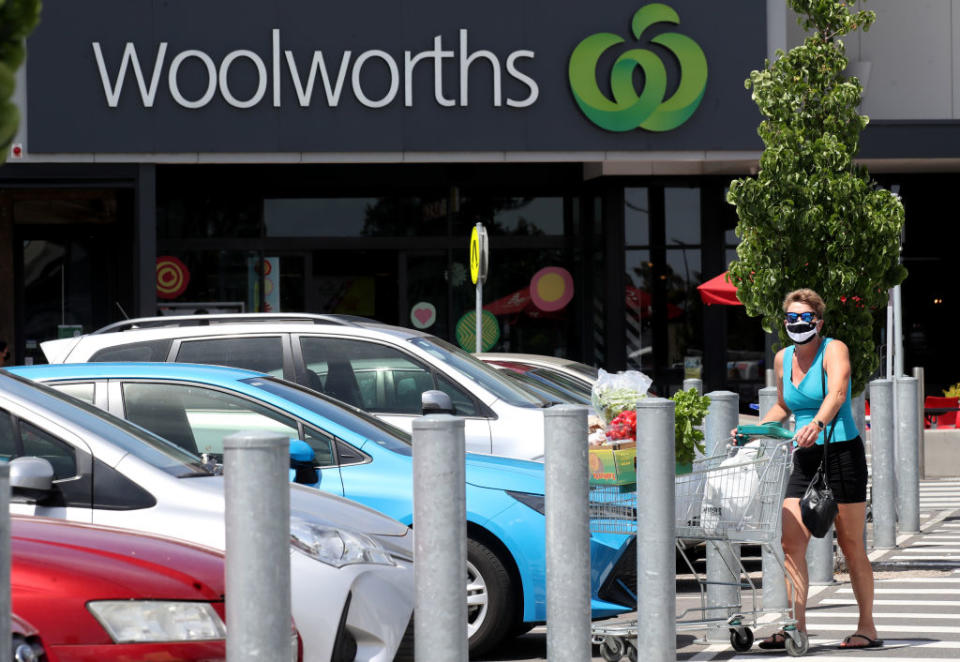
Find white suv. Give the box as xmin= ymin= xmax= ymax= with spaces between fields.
xmin=42 ymin=314 xmax=554 ymax=459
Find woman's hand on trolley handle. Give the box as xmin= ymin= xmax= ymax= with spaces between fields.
xmin=793 ymin=420 xmax=821 ymax=448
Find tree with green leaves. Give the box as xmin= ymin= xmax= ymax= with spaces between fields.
xmin=0 ymin=0 xmax=41 ymax=164
xmin=726 ymin=0 xmax=907 ymax=396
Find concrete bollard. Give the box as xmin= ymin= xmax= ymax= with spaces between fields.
xmin=757 ymin=386 xmax=789 ymax=612
xmin=683 ymin=378 xmax=703 ymax=395
xmin=413 ymin=415 xmax=468 ymax=662
xmin=1 ymin=464 xmax=10 ymax=662
xmin=224 ymin=431 xmax=292 ymax=662
xmin=635 ymin=398 xmax=676 ymax=662
xmin=869 ymin=379 xmax=896 ymax=549
xmin=544 ymin=406 xmax=591 ymax=662
xmin=703 ymin=391 xmax=740 ymax=641
xmin=895 ymin=377 xmax=920 ymax=533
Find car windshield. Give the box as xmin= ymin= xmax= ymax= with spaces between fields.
xmin=407 ymin=337 xmax=544 ymax=408
xmin=529 ymin=367 xmax=594 ymax=401
xmin=5 ymin=374 xmax=211 ymax=477
xmin=245 ymin=377 xmax=413 ymax=455
xmin=499 ymin=370 xmax=574 ymax=406
xmin=566 ymin=362 xmax=599 ymax=381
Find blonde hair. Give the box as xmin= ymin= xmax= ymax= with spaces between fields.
xmin=782 ymin=288 xmax=825 ymax=318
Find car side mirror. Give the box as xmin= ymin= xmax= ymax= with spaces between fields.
xmin=421 ymin=390 xmax=455 ymax=416
xmin=9 ymin=456 xmax=55 ymax=503
xmin=289 ymin=439 xmax=320 ymax=488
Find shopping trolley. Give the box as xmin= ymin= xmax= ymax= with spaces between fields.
xmin=589 ymin=426 xmax=806 ymax=660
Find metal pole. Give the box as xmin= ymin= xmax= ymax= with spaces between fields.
xmin=635 ymin=398 xmax=676 ymax=662
xmin=895 ymin=376 xmax=920 ymax=534
xmin=806 ymin=528 xmax=835 ymax=585
xmin=869 ymin=379 xmax=897 ymax=549
xmin=224 ymin=431 xmax=291 ymax=662
xmin=544 ymin=406 xmax=591 ymax=662
xmin=0 ymin=464 xmax=10 ymax=662
xmin=913 ymin=367 xmax=925 ymax=480
xmin=851 ymin=390 xmax=868 ymax=549
xmin=683 ymin=378 xmax=703 ymax=395
xmin=893 ymin=285 xmax=904 ymax=378
xmin=765 ymin=368 xmax=776 ymax=388
xmin=757 ymin=386 xmax=788 ymax=612
xmin=413 ymin=415 xmax=468 ymax=662
xmin=885 ymin=291 xmax=894 ymax=378
xmin=702 ymin=391 xmax=739 ymax=641
xmin=475 ymin=282 xmax=482 ymax=354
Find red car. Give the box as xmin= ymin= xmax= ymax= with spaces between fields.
xmin=10 ymin=516 xmax=297 ymax=662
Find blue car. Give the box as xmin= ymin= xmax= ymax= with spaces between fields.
xmin=11 ymin=363 xmax=635 ymax=655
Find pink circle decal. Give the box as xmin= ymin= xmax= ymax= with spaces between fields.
xmin=529 ymin=267 xmax=574 ymax=312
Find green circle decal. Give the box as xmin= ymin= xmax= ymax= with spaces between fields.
xmin=455 ymin=310 xmax=500 ymax=352
xmin=568 ymin=3 xmax=708 ymax=133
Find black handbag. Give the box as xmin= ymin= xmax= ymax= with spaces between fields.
xmin=799 ymin=356 xmax=839 ymax=538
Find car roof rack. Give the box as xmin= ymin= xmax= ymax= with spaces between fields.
xmin=91 ymin=313 xmax=368 ymax=334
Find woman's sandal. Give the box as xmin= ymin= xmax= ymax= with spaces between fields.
xmin=758 ymin=631 xmax=788 ymax=649
xmin=839 ymin=634 xmax=884 ymax=649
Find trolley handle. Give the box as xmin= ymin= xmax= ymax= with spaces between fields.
xmin=734 ymin=421 xmax=794 ymax=446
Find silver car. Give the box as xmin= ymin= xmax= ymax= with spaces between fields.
xmin=41 ymin=314 xmax=555 ymax=459
xmin=0 ymin=370 xmax=414 ymax=662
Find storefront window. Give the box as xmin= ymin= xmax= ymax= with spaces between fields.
xmin=624 ymin=188 xmax=649 ymax=246
xmin=264 ymin=196 xmax=449 ymax=237
xmin=455 ymin=196 xmax=564 ymax=236
xmin=624 ymin=249 xmax=652 ymax=374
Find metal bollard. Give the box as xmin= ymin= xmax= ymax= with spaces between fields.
xmin=895 ymin=377 xmax=920 ymax=533
xmin=913 ymin=368 xmax=925 ymax=480
xmin=683 ymin=378 xmax=703 ymax=395
xmin=851 ymin=391 xmax=868 ymax=550
xmin=544 ymin=406 xmax=591 ymax=662
xmin=757 ymin=386 xmax=789 ymax=612
xmin=806 ymin=528 xmax=835 ymax=585
xmin=702 ymin=391 xmax=739 ymax=641
xmin=224 ymin=431 xmax=292 ymax=662
xmin=869 ymin=379 xmax=896 ymax=548
xmin=635 ymin=398 xmax=676 ymax=662
xmin=1 ymin=464 xmax=10 ymax=662
xmin=413 ymin=416 xmax=468 ymax=662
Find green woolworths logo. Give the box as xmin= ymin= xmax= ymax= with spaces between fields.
xmin=568 ymin=3 xmax=708 ymax=132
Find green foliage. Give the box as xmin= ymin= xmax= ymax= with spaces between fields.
xmin=726 ymin=0 xmax=906 ymax=395
xmin=672 ymin=388 xmax=709 ymax=466
xmin=0 ymin=0 xmax=42 ymax=162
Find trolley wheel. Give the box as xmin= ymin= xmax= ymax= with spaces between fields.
xmin=626 ymin=641 xmax=638 ymax=662
xmin=785 ymin=631 xmax=809 ymax=657
xmin=730 ymin=627 xmax=754 ymax=652
xmin=599 ymin=636 xmax=626 ymax=662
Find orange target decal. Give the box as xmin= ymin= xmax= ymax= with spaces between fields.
xmin=156 ymin=256 xmax=190 ymax=299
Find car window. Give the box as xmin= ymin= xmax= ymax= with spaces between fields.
xmin=300 ymin=337 xmax=436 ymax=414
xmin=175 ymin=337 xmax=284 ymax=378
xmin=302 ymin=426 xmax=337 ymax=466
xmin=121 ymin=382 xmax=311 ymax=460
xmin=50 ymin=382 xmax=96 ymax=405
xmin=407 ymin=337 xmax=544 ymax=408
xmin=500 ymin=370 xmax=572 ymax=405
xmin=0 ymin=409 xmax=15 ymax=462
xmin=436 ymin=375 xmax=478 ymax=416
xmin=90 ymin=339 xmax=172 ymax=362
xmin=247 ymin=377 xmax=412 ymax=456
xmin=19 ymin=420 xmax=78 ymax=480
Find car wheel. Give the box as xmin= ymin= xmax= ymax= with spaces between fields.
xmin=467 ymin=537 xmax=516 ymax=656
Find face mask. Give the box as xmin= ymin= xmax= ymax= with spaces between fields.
xmin=786 ymin=321 xmax=817 ymax=344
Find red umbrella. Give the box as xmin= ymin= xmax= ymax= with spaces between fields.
xmin=484 ymin=287 xmax=532 ymax=316
xmin=697 ymin=271 xmax=742 ymax=306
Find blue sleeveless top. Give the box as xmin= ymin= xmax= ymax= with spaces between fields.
xmin=783 ymin=338 xmax=859 ymax=444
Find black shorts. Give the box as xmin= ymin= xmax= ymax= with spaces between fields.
xmin=785 ymin=436 xmax=868 ymax=504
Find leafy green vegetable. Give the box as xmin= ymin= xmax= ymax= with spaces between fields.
xmin=672 ymin=388 xmax=710 ymax=466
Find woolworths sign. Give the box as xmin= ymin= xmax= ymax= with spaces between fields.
xmin=26 ymin=0 xmax=763 ymax=153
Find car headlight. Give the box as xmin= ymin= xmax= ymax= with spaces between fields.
xmin=87 ymin=601 xmax=225 ymax=643
xmin=506 ymin=490 xmax=545 ymax=514
xmin=290 ymin=518 xmax=395 ymax=568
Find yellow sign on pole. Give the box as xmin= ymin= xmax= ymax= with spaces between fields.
xmin=470 ymin=224 xmax=487 ymax=285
